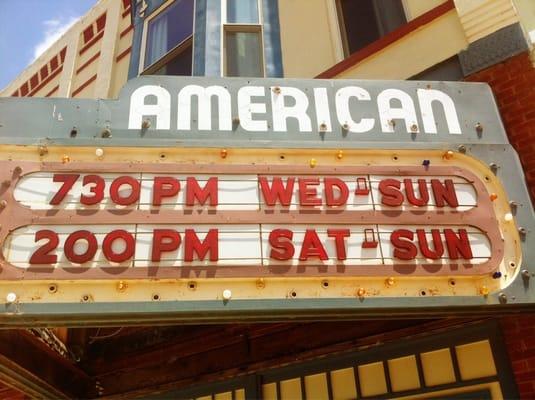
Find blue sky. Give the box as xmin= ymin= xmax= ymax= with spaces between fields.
xmin=0 ymin=0 xmax=97 ymax=91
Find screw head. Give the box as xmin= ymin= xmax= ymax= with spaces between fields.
xmin=480 ymin=286 xmax=489 ymax=296
xmin=499 ymin=292 xmax=507 ymax=303
xmin=385 ymin=277 xmax=395 ymax=287
xmin=309 ymin=158 xmax=317 ymax=168
xmin=61 ymin=155 xmax=71 ymax=164
xmin=443 ymin=150 xmax=454 ymax=160
xmin=457 ymin=145 xmax=467 ymax=153
xmin=522 ymin=270 xmax=530 ymax=280
xmin=117 ymin=281 xmax=127 ymax=292
xmin=336 ymin=150 xmax=343 ymax=160
xmin=222 ymin=289 xmax=232 ymax=300
xmin=220 ymin=149 xmax=228 ymax=158
xmin=475 ymin=122 xmax=483 ymax=134
xmin=410 ymin=124 xmax=418 ymax=132
xmin=272 ymin=86 xmax=281 ymax=94
xmin=256 ymin=278 xmax=265 ymax=289
xmin=0 ymin=200 xmax=7 ymax=209
xmin=319 ymin=122 xmax=328 ymax=132
xmin=95 ymin=148 xmax=104 ymax=158
xmin=141 ymin=119 xmax=151 ymax=129
xmin=357 ymin=287 xmax=365 ymax=297
xmin=489 ymin=193 xmax=498 ymax=201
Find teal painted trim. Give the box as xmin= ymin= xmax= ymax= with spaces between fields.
xmin=2 ymin=296 xmax=535 ymax=327
xmin=193 ymin=0 xmax=207 ymax=75
xmin=204 ymin=0 xmax=222 ymax=76
xmin=262 ymin=0 xmax=283 ymax=77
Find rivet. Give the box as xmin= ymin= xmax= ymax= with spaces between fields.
xmin=38 ymin=145 xmax=48 ymax=156
xmin=61 ymin=155 xmax=71 ymax=164
xmin=499 ymin=292 xmax=507 ymax=304
xmin=357 ymin=287 xmax=365 ymax=297
xmin=457 ymin=145 xmax=467 ymax=153
xmin=489 ymin=193 xmax=498 ymax=201
xmin=319 ymin=122 xmax=328 ymax=132
xmin=309 ymin=158 xmax=317 ymax=168
xmin=0 ymin=200 xmax=7 ymax=209
xmin=336 ymin=150 xmax=343 ymax=159
xmin=48 ymin=284 xmax=58 ymax=294
xmin=480 ymin=286 xmax=489 ymax=296
xmin=475 ymin=122 xmax=483 ymax=135
xmin=509 ymin=201 xmax=518 ymax=214
xmin=341 ymin=123 xmax=350 ymax=131
xmin=443 ymin=150 xmax=454 ymax=160
xmin=117 ymin=281 xmax=127 ymax=292
xmin=95 ymin=148 xmax=104 ymax=158
xmin=385 ymin=277 xmax=395 ymax=287
xmin=13 ymin=166 xmax=22 ymax=174
xmin=5 ymin=293 xmax=16 ymax=303
xmin=422 ymin=159 xmax=430 ymax=166
xmin=152 ymin=293 xmax=160 ymax=301
xmin=272 ymin=86 xmax=281 ymax=94
xmin=504 ymin=213 xmax=513 ymax=222
xmin=410 ymin=123 xmax=418 ymax=132
xmin=101 ymin=128 xmax=112 ymax=138
xmin=141 ymin=119 xmax=151 ymax=129
xmin=519 ymin=227 xmax=527 ymax=237
xmin=489 ymin=163 xmax=498 ymax=173
xmin=222 ymin=289 xmax=232 ymax=300
xmin=220 ymin=149 xmax=228 ymax=158
xmin=256 ymin=278 xmax=265 ymax=289
xmin=232 ymin=117 xmax=240 ymax=125
xmin=81 ymin=294 xmax=91 ymax=302
xmin=522 ymin=270 xmax=530 ymax=280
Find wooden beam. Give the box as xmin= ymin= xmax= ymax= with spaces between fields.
xmin=0 ymin=330 xmax=97 ymax=398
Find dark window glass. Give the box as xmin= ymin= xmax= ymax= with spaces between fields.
xmin=145 ymin=0 xmax=194 ymax=68
xmin=338 ymin=0 xmax=406 ymax=55
xmin=226 ymin=31 xmax=263 ymax=77
xmin=152 ymin=44 xmax=193 ymax=76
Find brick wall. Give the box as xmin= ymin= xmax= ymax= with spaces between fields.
xmin=501 ymin=316 xmax=535 ymax=399
xmin=465 ymin=52 xmax=535 ymax=202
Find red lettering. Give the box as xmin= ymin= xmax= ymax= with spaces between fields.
xmin=324 ymin=178 xmax=349 ymax=207
xmin=404 ymin=179 xmax=429 ymax=206
xmin=151 ymin=229 xmax=181 ymax=262
xmin=102 ymin=230 xmax=135 ymax=263
xmin=444 ymin=229 xmax=473 ymax=260
xmin=184 ymin=229 xmax=218 ymax=261
xmin=80 ymin=175 xmax=105 ymax=205
xmin=327 ymin=229 xmax=350 ymax=260
xmin=269 ymin=229 xmax=295 ymax=260
xmin=431 ymin=179 xmax=459 ymax=207
xmin=186 ymin=177 xmax=218 ymax=206
xmin=379 ymin=179 xmax=403 ymax=207
xmin=298 ymin=178 xmax=322 ymax=206
xmin=64 ymin=230 xmax=98 ymax=264
xmin=110 ymin=176 xmax=141 ymax=206
xmin=50 ymin=174 xmax=79 ymax=205
xmin=259 ymin=177 xmax=295 ymax=206
xmin=29 ymin=230 xmax=59 ymax=264
xmin=299 ymin=229 xmax=328 ymax=261
xmin=416 ymin=229 xmax=443 ymax=259
xmin=152 ymin=177 xmax=180 ymax=206
xmin=391 ymin=229 xmax=417 ymax=260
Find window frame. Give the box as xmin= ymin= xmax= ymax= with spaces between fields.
xmin=139 ymin=0 xmax=195 ymax=75
xmin=221 ymin=0 xmax=265 ymax=78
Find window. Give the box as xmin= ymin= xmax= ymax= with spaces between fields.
xmin=142 ymin=0 xmax=194 ymax=76
xmin=223 ymin=0 xmax=264 ymax=77
xmin=337 ymin=0 xmax=406 ymax=56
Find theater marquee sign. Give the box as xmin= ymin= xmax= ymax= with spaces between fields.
xmin=0 ymin=76 xmax=532 ymax=325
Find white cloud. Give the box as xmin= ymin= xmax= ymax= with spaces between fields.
xmin=32 ymin=16 xmax=79 ymax=61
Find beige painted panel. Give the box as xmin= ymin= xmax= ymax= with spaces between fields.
xmin=404 ymin=0 xmax=447 ymax=20
xmin=336 ymin=10 xmax=468 ymax=79
xmin=110 ymin=54 xmax=131 ymax=99
xmin=457 ymin=0 xmax=519 ymax=43
xmin=395 ymin=382 xmax=503 ymax=399
xmin=262 ymin=383 xmax=278 ymax=400
xmin=235 ymin=389 xmax=245 ymax=400
xmin=280 ymin=378 xmax=302 ymax=400
xmin=330 ymin=367 xmax=357 ymax=400
xmin=358 ymin=362 xmax=387 ymax=397
xmin=420 ymin=348 xmax=456 ymax=386
xmin=388 ymin=355 xmax=421 ymax=392
xmin=514 ymin=0 xmax=535 ymax=37
xmin=72 ymin=77 xmax=96 ymax=99
xmin=455 ymin=340 xmax=498 ymax=380
xmin=304 ymin=373 xmax=329 ymax=400
xmin=278 ymin=0 xmax=339 ymax=78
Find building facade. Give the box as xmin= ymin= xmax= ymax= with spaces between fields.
xmin=1 ymin=0 xmax=535 ymax=398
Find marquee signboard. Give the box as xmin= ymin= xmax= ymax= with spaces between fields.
xmin=0 ymin=76 xmax=533 ymax=325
